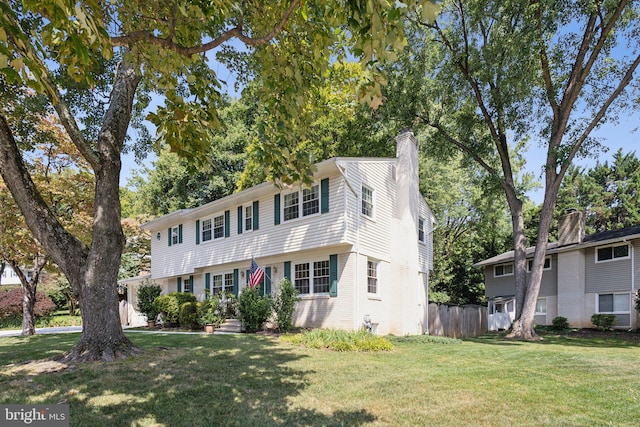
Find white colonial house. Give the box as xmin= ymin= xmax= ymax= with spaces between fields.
xmin=123 ymin=130 xmax=435 ymax=335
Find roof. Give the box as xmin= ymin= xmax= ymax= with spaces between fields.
xmin=474 ymin=225 xmax=640 ymax=267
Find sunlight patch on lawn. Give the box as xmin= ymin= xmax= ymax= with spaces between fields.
xmin=87 ymin=392 xmax=149 ymax=407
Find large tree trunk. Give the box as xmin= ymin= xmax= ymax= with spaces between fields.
xmin=0 ymin=60 xmax=141 ymax=362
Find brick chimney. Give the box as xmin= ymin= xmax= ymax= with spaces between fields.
xmin=557 ymin=209 xmax=585 ymax=246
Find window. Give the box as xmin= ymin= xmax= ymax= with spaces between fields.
xmin=362 ymin=186 xmax=374 ymax=217
xmin=171 ymin=226 xmax=179 ymax=245
xmin=527 ymin=256 xmax=551 ymax=272
xmin=418 ymin=217 xmax=426 ymax=243
xmin=202 ymin=218 xmax=212 ymax=242
xmin=303 ymin=185 xmax=320 ymax=216
xmin=598 ymin=293 xmax=630 ymax=313
xmin=284 ymin=192 xmax=299 ymax=221
xmin=535 ymin=298 xmax=547 ymax=315
xmin=244 ymin=206 xmax=253 ymax=231
xmin=367 ymin=260 xmax=378 ymax=294
xmin=294 ymin=259 xmax=330 ymax=295
xmin=313 ymin=260 xmax=330 ymax=293
xmin=213 ymin=214 xmax=224 ymax=239
xmin=183 ymin=277 xmax=192 ymax=293
xmin=212 ymin=273 xmax=234 ymax=295
xmin=283 ymin=185 xmax=320 ymax=221
xmin=494 ymin=263 xmax=513 ymax=277
xmin=596 ymin=243 xmax=629 ymax=262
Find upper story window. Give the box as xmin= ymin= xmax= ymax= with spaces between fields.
xmin=494 ymin=263 xmax=513 ymax=277
xmin=596 ymin=243 xmax=629 ymax=263
xmin=244 ymin=205 xmax=253 ymax=231
xmin=362 ymin=185 xmax=374 ymax=217
xmin=283 ymin=185 xmax=320 ymax=222
xmin=527 ymin=256 xmax=551 ymax=272
xmin=418 ymin=217 xmax=426 ymax=243
xmin=202 ymin=219 xmax=212 ymax=242
xmin=168 ymin=224 xmax=183 ymax=246
xmin=213 ymin=214 xmax=225 ymax=239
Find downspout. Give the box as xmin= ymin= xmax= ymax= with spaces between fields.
xmin=337 ymin=161 xmax=360 ymax=331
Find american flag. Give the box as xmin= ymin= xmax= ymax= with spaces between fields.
xmin=248 ymin=258 xmax=264 ymax=288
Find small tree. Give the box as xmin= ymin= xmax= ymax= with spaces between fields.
xmin=238 ymin=286 xmax=272 ymax=333
xmin=136 ymin=282 xmax=161 ymax=322
xmin=273 ymin=278 xmax=299 ymax=333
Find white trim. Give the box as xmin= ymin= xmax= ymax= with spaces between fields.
xmin=595 ymin=242 xmax=630 ymax=263
xmin=526 ymin=256 xmax=552 ymax=272
xmin=493 ymin=262 xmax=514 ymax=278
xmin=596 ymin=292 xmax=631 ymax=314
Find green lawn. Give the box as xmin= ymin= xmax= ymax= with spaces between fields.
xmin=0 ymin=331 xmax=638 ymax=426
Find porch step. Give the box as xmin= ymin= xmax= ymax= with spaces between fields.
xmin=216 ymin=319 xmax=242 ymax=334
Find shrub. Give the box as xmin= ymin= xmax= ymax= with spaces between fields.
xmin=591 ymin=313 xmax=616 ymax=331
xmin=154 ymin=292 xmax=197 ymax=325
xmin=283 ymin=329 xmax=394 ymax=351
xmin=179 ymin=302 xmax=199 ymax=329
xmin=197 ymin=300 xmax=224 ymax=327
xmin=237 ymin=286 xmax=272 ymax=333
xmin=137 ymin=281 xmax=162 ymax=321
xmin=635 ymin=289 xmax=640 ymax=312
xmin=390 ymin=335 xmax=462 ymax=345
xmin=273 ymin=278 xmax=299 ymax=333
xmin=0 ymin=288 xmax=56 ymax=320
xmin=551 ymin=316 xmax=570 ymax=331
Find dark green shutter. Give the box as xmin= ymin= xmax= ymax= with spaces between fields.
xmin=284 ymin=261 xmax=291 ymax=280
xmin=329 ymin=254 xmax=338 ymax=297
xmin=177 ymin=277 xmax=182 ymax=293
xmin=168 ymin=227 xmax=172 ymax=246
xmin=321 ymin=178 xmax=329 ymax=213
xmin=253 ymin=201 xmax=259 ymax=230
xmin=246 ymin=270 xmax=250 ymax=285
xmin=237 ymin=206 xmax=243 ymax=234
xmin=274 ymin=194 xmax=281 ymax=225
xmin=224 ymin=210 xmax=230 ymax=237
xmin=205 ymin=273 xmax=211 ymax=294
xmin=265 ymin=267 xmax=271 ymax=295
xmin=233 ymin=269 xmax=239 ymax=297
xmin=189 ymin=275 xmax=194 ymax=293
xmin=196 ymin=220 xmax=200 ymax=245
xmin=178 ymin=224 xmax=183 ymax=244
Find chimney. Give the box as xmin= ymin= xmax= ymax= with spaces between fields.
xmin=558 ymin=209 xmax=585 ymax=246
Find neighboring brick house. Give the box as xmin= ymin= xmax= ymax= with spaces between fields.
xmin=476 ymin=210 xmax=639 ymax=330
xmin=123 ymin=130 xmax=435 ymax=335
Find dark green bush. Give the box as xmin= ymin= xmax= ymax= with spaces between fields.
xmin=551 ymin=316 xmax=570 ymax=331
xmin=591 ymin=313 xmax=616 ymax=331
xmin=179 ymin=302 xmax=199 ymax=329
xmin=237 ymin=286 xmax=272 ymax=333
xmin=154 ymin=292 xmax=197 ymax=325
xmin=137 ymin=282 xmax=162 ymax=321
xmin=273 ymin=278 xmax=299 ymax=333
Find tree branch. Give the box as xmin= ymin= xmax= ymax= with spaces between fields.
xmin=110 ymin=0 xmax=300 ymax=56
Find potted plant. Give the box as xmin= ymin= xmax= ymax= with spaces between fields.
xmin=198 ymin=299 xmax=223 ymax=333
xmin=137 ymin=281 xmax=162 ymax=327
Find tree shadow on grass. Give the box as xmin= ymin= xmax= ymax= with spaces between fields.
xmin=466 ymin=330 xmax=640 ymax=349
xmin=0 ymin=333 xmax=377 ymax=426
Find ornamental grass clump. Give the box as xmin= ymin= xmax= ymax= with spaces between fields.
xmin=283 ymin=328 xmax=393 ymax=352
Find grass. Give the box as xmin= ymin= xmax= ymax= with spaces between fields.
xmin=0 ymin=331 xmax=639 ymax=426
xmin=282 ymin=328 xmax=394 ymax=351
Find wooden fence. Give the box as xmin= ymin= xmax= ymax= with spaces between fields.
xmin=428 ymin=303 xmax=488 ymax=338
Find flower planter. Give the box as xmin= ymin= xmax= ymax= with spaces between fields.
xmin=204 ymin=324 xmax=216 ymax=334
xmin=147 ymin=320 xmax=156 ymax=328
